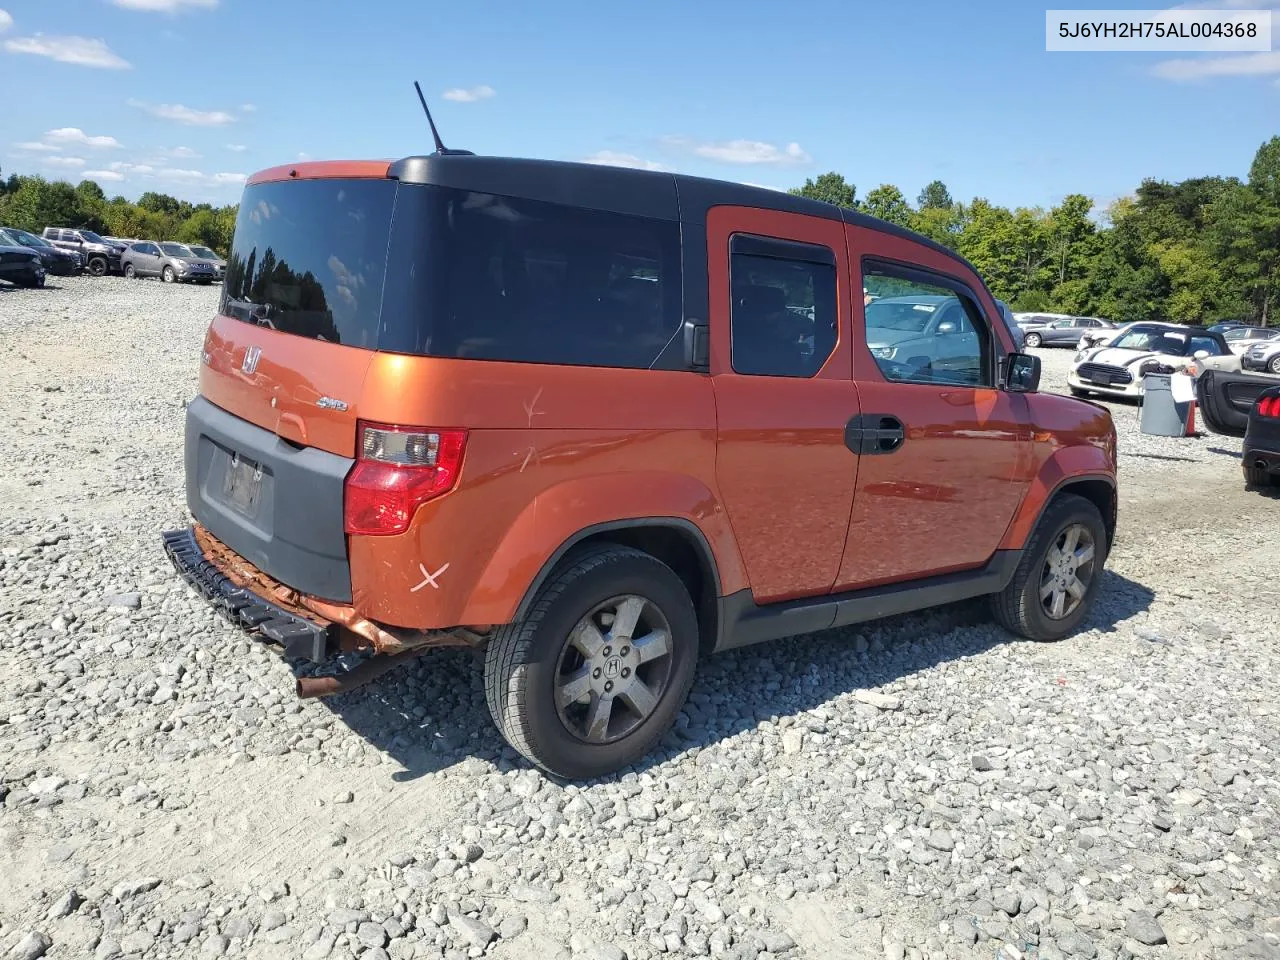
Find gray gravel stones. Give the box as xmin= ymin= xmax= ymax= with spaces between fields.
xmin=0 ymin=280 xmax=1279 ymax=960
xmin=5 ymin=932 xmax=50 ymax=960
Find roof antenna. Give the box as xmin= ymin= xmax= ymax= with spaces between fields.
xmin=414 ymin=81 xmax=474 ymax=156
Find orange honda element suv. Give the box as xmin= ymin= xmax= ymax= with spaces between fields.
xmin=164 ymin=153 xmax=1118 ymax=778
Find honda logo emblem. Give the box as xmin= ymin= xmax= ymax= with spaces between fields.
xmin=241 ymin=346 xmax=261 ymax=375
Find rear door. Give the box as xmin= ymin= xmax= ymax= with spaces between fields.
xmin=835 ymin=227 xmax=1030 ymax=590
xmin=708 ymin=206 xmax=859 ymax=603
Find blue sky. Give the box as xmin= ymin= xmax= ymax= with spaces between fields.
xmin=1 ymin=0 xmax=1278 ymax=212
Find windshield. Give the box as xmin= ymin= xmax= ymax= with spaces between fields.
xmin=4 ymin=228 xmax=51 ymax=248
xmin=79 ymin=231 xmax=106 ymax=244
xmin=160 ymin=242 xmax=193 ymax=257
xmin=189 ymin=245 xmax=218 ymax=259
xmin=1108 ymin=328 xmax=1193 ymax=355
xmin=864 ymin=299 xmax=943 ymax=332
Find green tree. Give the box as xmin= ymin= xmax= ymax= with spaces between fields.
xmin=862 ymin=184 xmax=911 ymax=226
xmin=917 ymin=180 xmax=953 ymax=210
xmin=789 ymin=172 xmax=857 ymax=209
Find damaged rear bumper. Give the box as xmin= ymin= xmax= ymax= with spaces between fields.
xmin=162 ymin=526 xmax=335 ymax=661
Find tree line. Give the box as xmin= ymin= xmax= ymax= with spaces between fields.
xmin=4 ymin=135 xmax=1278 ymax=326
xmin=0 ymin=170 xmax=238 ymax=255
xmin=791 ymin=136 xmax=1280 ymax=326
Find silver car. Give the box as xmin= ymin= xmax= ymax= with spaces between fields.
xmin=120 ymin=241 xmax=217 ymax=284
xmin=183 ymin=244 xmax=227 ymax=280
xmin=1022 ymin=316 xmax=1115 ymax=348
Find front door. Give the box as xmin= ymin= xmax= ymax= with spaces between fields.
xmin=708 ymin=206 xmax=860 ymax=604
xmin=835 ymin=228 xmax=1030 ymax=590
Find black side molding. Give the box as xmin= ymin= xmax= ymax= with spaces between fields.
xmin=713 ymin=550 xmax=1021 ymax=653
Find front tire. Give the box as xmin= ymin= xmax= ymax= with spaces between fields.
xmin=162 ymin=266 xmax=176 ymax=283
xmin=123 ymin=263 xmax=136 ymax=280
xmin=1025 ymin=332 xmax=1042 ymax=348
xmin=1270 ymin=356 xmax=1280 ymax=375
xmin=87 ymin=256 xmax=108 ymax=277
xmin=484 ymin=545 xmax=698 ymax=779
xmin=992 ymin=493 xmax=1107 ymax=642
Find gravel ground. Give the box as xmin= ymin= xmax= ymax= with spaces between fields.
xmin=1 ymin=276 xmax=1278 ymax=960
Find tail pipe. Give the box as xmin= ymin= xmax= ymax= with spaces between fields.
xmin=296 ymin=649 xmax=423 ymax=699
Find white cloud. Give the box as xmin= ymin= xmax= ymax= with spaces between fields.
xmin=1152 ymin=50 xmax=1280 ymax=80
xmin=211 ymin=172 xmax=245 ymax=185
xmin=45 ymin=156 xmax=86 ymax=168
xmin=296 ymin=152 xmax=312 ymax=161
xmin=82 ymin=169 xmax=125 ymax=182
xmin=584 ymin=150 xmax=668 ymax=172
xmin=162 ymin=145 xmax=199 ymax=158
xmin=225 ymin=143 xmax=246 ymax=152
xmin=4 ymin=34 xmax=130 ymax=69
xmin=441 ymin=84 xmax=495 ymax=103
xmin=15 ymin=141 xmax=58 ymax=152
xmin=44 ymin=127 xmax=122 ymax=149
xmin=240 ymin=103 xmax=256 ymax=112
xmin=128 ymin=99 xmax=235 ymax=125
xmin=0 ymin=10 xmax=12 ymax=32
xmin=110 ymin=0 xmax=217 ymax=9
xmin=109 ymin=161 xmax=154 ymax=174
xmin=664 ymin=135 xmax=812 ymax=166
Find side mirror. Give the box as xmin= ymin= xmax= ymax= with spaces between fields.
xmin=936 ymin=320 xmax=957 ymax=335
xmin=1005 ymin=352 xmax=1041 ymax=393
xmin=1193 ymin=349 xmax=1210 ymax=360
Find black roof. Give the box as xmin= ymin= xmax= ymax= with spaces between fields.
xmin=387 ymin=154 xmax=977 ymax=279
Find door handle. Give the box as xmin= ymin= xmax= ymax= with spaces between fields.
xmin=844 ymin=414 xmax=906 ymax=455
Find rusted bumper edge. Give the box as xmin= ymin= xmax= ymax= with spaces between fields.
xmin=162 ymin=526 xmax=335 ymax=662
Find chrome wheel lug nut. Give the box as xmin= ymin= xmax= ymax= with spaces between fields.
xmin=593 ymin=668 xmax=602 ymax=678
xmin=604 ymin=681 xmax=613 ymax=693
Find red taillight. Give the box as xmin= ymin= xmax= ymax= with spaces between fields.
xmin=1259 ymin=395 xmax=1280 ymax=418
xmin=343 ymin=422 xmax=467 ymax=536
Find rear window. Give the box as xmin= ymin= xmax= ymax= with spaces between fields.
xmin=225 ymin=179 xmax=683 ymax=369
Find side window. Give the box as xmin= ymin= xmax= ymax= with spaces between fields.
xmin=862 ymin=261 xmax=993 ymax=387
xmin=729 ymin=234 xmax=837 ymax=378
xmin=1189 ymin=336 xmax=1223 ymax=356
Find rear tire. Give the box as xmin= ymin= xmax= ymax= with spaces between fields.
xmin=87 ymin=256 xmax=107 ymax=277
xmin=992 ymin=492 xmax=1107 ymax=642
xmin=1025 ymin=332 xmax=1042 ymax=348
xmin=123 ymin=263 xmax=136 ymax=280
xmin=484 ymin=545 xmax=698 ymax=779
xmin=1245 ymin=464 xmax=1277 ymax=488
xmin=162 ymin=266 xmax=176 ymax=283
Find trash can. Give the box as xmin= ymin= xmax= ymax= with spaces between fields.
xmin=1141 ymin=372 xmax=1196 ymax=437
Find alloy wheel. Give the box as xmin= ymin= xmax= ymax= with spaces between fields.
xmin=555 ymin=594 xmax=673 ymax=744
xmin=1039 ymin=522 xmax=1096 ymax=620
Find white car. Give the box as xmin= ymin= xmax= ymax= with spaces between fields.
xmin=1068 ymin=322 xmax=1233 ymax=399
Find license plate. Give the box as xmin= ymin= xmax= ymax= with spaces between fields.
xmin=222 ymin=455 xmax=263 ymax=517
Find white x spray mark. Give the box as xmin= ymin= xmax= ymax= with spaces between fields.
xmin=410 ymin=562 xmax=451 ymax=592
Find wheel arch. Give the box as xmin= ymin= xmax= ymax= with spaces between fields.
xmin=514 ymin=519 xmax=723 ymax=657
xmin=1022 ymin=473 xmax=1117 ymax=552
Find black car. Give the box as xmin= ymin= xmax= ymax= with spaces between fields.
xmin=41 ymin=227 xmax=126 ymax=276
xmin=0 ymin=244 xmax=47 ymax=288
xmin=1244 ymin=386 xmax=1280 ymax=489
xmin=0 ymin=227 xmax=82 ymax=276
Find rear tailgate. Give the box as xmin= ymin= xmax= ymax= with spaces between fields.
xmin=187 ymin=317 xmax=375 ymax=602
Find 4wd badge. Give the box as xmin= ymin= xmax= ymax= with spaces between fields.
xmin=241 ymin=346 xmax=261 ymax=374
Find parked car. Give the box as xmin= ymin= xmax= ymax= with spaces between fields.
xmin=1068 ymin=322 xmax=1231 ymax=399
xmin=121 ymin=241 xmax=218 ymax=284
xmin=41 ymin=227 xmax=125 ymax=276
xmin=1207 ymin=321 xmax=1251 ymax=333
xmin=1014 ymin=311 xmax=1075 ymax=329
xmin=184 ymin=244 xmax=227 ymax=280
xmin=0 ymin=243 xmax=46 ymax=287
xmin=1223 ymin=326 xmax=1280 ymax=356
xmin=995 ymin=299 xmax=1024 ymax=350
xmin=0 ymin=227 xmax=81 ymax=275
xmin=162 ymin=152 xmax=1118 ymax=779
xmin=1242 ymin=339 xmax=1280 ymax=375
xmin=1195 ymin=369 xmax=1280 ymax=437
xmin=1244 ymin=387 xmax=1280 ymax=488
xmin=1022 ymin=316 xmax=1115 ymax=349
